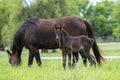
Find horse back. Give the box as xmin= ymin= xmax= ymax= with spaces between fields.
xmin=80 ymin=35 xmax=94 ymax=47
xmin=22 ymin=18 xmax=58 ymax=49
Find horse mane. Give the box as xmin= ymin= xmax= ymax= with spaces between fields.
xmin=11 ymin=18 xmax=38 ymax=53
xmin=11 ymin=31 xmax=23 ymax=54
xmin=21 ymin=18 xmax=40 ymax=27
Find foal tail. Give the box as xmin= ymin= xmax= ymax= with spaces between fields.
xmin=84 ymin=20 xmax=105 ymax=65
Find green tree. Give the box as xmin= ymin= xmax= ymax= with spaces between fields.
xmin=112 ymin=1 xmax=120 ymax=37
xmin=20 ymin=0 xmax=89 ymax=21
xmin=0 ymin=0 xmax=23 ymax=46
xmin=84 ymin=0 xmax=116 ymax=37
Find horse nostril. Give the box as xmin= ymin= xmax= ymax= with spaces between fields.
xmin=56 ymin=38 xmax=59 ymax=41
xmin=56 ymin=38 xmax=60 ymax=43
xmin=56 ymin=37 xmax=59 ymax=40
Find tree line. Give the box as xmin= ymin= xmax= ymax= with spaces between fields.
xmin=0 ymin=0 xmax=120 ymax=48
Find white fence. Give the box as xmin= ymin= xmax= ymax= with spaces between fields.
xmin=41 ymin=56 xmax=120 ymax=60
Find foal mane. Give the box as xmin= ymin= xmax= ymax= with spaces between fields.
xmin=60 ymin=29 xmax=71 ymax=46
xmin=61 ymin=29 xmax=70 ymax=39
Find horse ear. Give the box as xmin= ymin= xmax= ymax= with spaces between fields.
xmin=6 ymin=50 xmax=11 ymax=56
xmin=55 ymin=24 xmax=57 ymax=29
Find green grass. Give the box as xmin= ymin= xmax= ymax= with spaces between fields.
xmin=0 ymin=59 xmax=120 ymax=80
xmin=98 ymin=42 xmax=120 ymax=56
xmin=0 ymin=42 xmax=120 ymax=80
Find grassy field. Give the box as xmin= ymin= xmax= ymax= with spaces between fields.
xmin=0 ymin=42 xmax=120 ymax=80
xmin=98 ymin=42 xmax=120 ymax=56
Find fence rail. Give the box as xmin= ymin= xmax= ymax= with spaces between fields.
xmin=41 ymin=56 xmax=120 ymax=60
xmin=96 ymin=36 xmax=120 ymax=42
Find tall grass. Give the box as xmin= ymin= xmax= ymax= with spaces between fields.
xmin=0 ymin=59 xmax=120 ymax=80
xmin=0 ymin=42 xmax=120 ymax=80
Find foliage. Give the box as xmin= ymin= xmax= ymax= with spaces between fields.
xmin=0 ymin=0 xmax=23 ymax=46
xmin=113 ymin=25 xmax=120 ymax=37
xmin=112 ymin=1 xmax=120 ymax=37
xmin=20 ymin=0 xmax=89 ymax=21
xmin=84 ymin=0 xmax=116 ymax=36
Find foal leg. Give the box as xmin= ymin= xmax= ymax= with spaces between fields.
xmin=79 ymin=50 xmax=87 ymax=67
xmin=62 ymin=51 xmax=67 ymax=70
xmin=89 ymin=54 xmax=96 ymax=66
xmin=84 ymin=49 xmax=96 ymax=67
xmin=82 ymin=47 xmax=96 ymax=67
xmin=34 ymin=50 xmax=42 ymax=66
xmin=68 ymin=51 xmax=72 ymax=68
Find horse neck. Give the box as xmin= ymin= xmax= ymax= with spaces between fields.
xmin=12 ymin=45 xmax=23 ymax=58
xmin=61 ymin=30 xmax=70 ymax=45
xmin=11 ymin=36 xmax=23 ymax=58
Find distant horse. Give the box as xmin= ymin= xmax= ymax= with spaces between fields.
xmin=54 ymin=25 xmax=96 ymax=69
xmin=6 ymin=16 xmax=104 ymax=66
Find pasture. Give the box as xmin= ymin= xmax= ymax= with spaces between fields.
xmin=0 ymin=42 xmax=120 ymax=80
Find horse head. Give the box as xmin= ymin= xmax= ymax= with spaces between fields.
xmin=6 ymin=50 xmax=21 ymax=66
xmin=54 ymin=24 xmax=63 ymax=47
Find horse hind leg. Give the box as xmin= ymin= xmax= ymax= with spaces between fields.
xmin=89 ymin=54 xmax=96 ymax=66
xmin=83 ymin=48 xmax=96 ymax=67
xmin=87 ymin=54 xmax=96 ymax=67
xmin=79 ymin=50 xmax=87 ymax=67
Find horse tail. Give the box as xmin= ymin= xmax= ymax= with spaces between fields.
xmin=84 ymin=20 xmax=105 ymax=65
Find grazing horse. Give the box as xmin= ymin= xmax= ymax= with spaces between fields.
xmin=54 ymin=25 xmax=96 ymax=69
xmin=6 ymin=16 xmax=104 ymax=66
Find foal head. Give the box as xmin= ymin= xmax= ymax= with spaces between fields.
xmin=54 ymin=24 xmax=71 ymax=48
xmin=54 ymin=24 xmax=63 ymax=47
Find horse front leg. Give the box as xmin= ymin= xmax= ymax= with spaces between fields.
xmin=34 ymin=50 xmax=42 ymax=66
xmin=62 ymin=51 xmax=67 ymax=70
xmin=28 ymin=51 xmax=34 ymax=66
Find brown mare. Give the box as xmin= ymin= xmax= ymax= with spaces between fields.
xmin=6 ymin=16 xmax=104 ymax=66
xmin=54 ymin=25 xmax=96 ymax=69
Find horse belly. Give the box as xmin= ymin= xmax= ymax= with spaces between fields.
xmin=38 ymin=42 xmax=59 ymax=49
xmin=71 ymin=45 xmax=81 ymax=52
